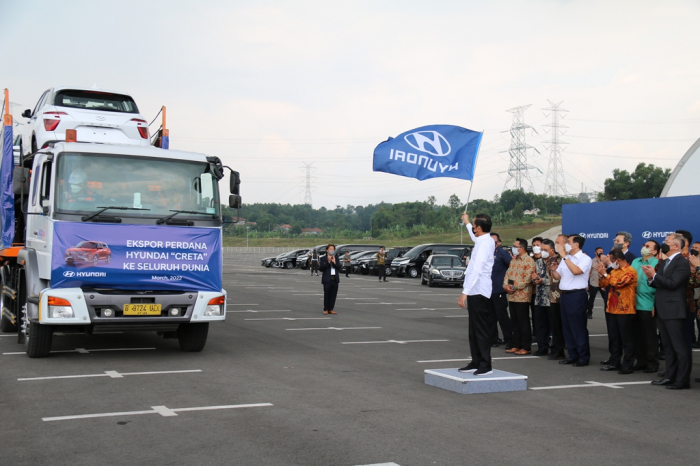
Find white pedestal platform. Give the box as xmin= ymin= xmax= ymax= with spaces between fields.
xmin=424 ymin=368 xmax=527 ymax=394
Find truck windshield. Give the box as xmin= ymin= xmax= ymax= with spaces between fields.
xmin=55 ymin=152 xmax=220 ymax=219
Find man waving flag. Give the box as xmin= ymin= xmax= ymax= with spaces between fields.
xmin=373 ymin=125 xmax=482 ymax=181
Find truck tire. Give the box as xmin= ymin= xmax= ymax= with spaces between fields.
xmin=0 ymin=289 xmax=17 ymax=332
xmin=177 ymin=323 xmax=209 ymax=352
xmin=23 ymin=306 xmax=53 ymax=358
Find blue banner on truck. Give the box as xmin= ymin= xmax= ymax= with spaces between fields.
xmin=562 ymin=195 xmax=700 ymax=256
xmin=51 ymin=222 xmax=222 ymax=291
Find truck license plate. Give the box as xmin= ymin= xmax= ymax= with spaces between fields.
xmin=123 ymin=304 xmax=161 ymax=315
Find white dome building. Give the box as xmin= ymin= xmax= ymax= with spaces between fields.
xmin=661 ymin=136 xmax=700 ymax=197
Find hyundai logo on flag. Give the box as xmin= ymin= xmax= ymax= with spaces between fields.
xmin=373 ymin=124 xmax=482 ymax=182
xmin=404 ymin=131 xmax=451 ymax=157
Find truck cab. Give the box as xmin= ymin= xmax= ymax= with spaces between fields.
xmin=0 ymin=141 xmax=240 ymax=357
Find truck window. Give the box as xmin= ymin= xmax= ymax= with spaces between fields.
xmin=31 ymin=165 xmax=41 ymax=206
xmin=41 ymin=162 xmax=52 ymax=203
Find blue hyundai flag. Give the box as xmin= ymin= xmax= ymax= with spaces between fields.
xmin=1 ymin=117 xmax=14 ymax=249
xmin=373 ymin=125 xmax=482 ymax=181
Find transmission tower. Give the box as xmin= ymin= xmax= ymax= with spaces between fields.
xmin=502 ymin=104 xmax=540 ymax=192
xmin=300 ymin=162 xmax=316 ymax=206
xmin=542 ymin=100 xmax=569 ymax=196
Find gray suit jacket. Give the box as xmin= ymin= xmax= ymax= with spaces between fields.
xmin=650 ymin=254 xmax=691 ymax=320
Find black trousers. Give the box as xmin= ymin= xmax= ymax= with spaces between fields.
xmin=323 ymin=280 xmax=338 ymax=311
xmin=608 ymin=313 xmax=636 ymax=370
xmin=549 ymin=303 xmax=565 ymax=357
xmin=533 ymin=305 xmax=551 ymax=354
xmin=468 ymin=295 xmax=495 ymax=370
xmin=587 ymin=286 xmax=607 ymax=314
xmin=509 ymin=301 xmax=531 ymax=351
xmin=656 ymin=316 xmax=691 ymax=385
xmin=490 ymin=292 xmax=512 ymax=346
xmin=377 ymin=264 xmax=386 ymax=280
xmin=560 ymin=290 xmax=590 ymax=363
xmin=633 ymin=311 xmax=659 ymax=371
xmin=343 ymin=263 xmax=351 ymax=277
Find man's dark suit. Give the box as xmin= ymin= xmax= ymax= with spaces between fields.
xmin=319 ymin=255 xmax=341 ymax=312
xmin=651 ymin=254 xmax=692 ymax=386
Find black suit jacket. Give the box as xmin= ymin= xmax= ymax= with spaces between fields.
xmin=650 ymin=254 xmax=691 ymax=320
xmin=319 ymin=255 xmax=341 ymax=285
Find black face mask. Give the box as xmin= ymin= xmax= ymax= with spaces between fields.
xmin=596 ymin=253 xmax=602 ymax=257
xmin=660 ymin=243 xmax=671 ymax=254
xmin=691 ymin=249 xmax=699 ymax=257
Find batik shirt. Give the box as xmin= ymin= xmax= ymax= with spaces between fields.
xmin=599 ymin=265 xmax=637 ymax=315
xmin=681 ymin=252 xmax=700 ymax=315
xmin=548 ymin=256 xmax=562 ymax=304
xmin=503 ymin=254 xmax=536 ymax=303
xmin=533 ymin=257 xmax=551 ymax=307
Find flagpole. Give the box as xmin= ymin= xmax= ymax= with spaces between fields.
xmin=463 ymin=130 xmax=484 ymax=214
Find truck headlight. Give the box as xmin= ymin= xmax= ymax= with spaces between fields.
xmin=204 ymin=296 xmax=225 ymax=316
xmin=48 ymin=296 xmax=74 ymax=318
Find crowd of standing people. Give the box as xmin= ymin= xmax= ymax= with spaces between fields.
xmin=458 ymin=212 xmax=700 ymax=390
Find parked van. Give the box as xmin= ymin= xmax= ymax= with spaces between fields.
xmin=390 ymin=243 xmax=473 ymax=278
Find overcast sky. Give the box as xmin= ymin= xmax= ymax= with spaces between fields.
xmin=2 ymin=0 xmax=699 ymax=210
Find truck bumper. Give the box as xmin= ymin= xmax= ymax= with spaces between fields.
xmin=37 ymin=288 xmax=227 ymax=325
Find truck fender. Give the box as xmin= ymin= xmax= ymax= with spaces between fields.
xmin=17 ymin=249 xmax=48 ymax=321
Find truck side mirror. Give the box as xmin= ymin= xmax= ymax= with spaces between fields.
xmin=40 ymin=199 xmax=50 ymax=215
xmin=22 ymin=109 xmax=31 ymax=118
xmin=230 ymin=171 xmax=240 ymax=195
xmin=229 ymin=194 xmax=242 ymax=209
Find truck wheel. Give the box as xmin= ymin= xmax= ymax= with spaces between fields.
xmin=408 ymin=267 xmax=419 ymax=278
xmin=177 ymin=323 xmax=209 ymax=352
xmin=0 ymin=290 xmax=17 ymax=332
xmin=23 ymin=305 xmax=53 ymax=358
xmin=285 ymin=262 xmax=294 ymax=269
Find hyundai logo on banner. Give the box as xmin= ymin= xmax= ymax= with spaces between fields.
xmin=373 ymin=125 xmax=482 ymax=181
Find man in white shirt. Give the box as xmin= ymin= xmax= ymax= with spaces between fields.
xmin=552 ymin=234 xmax=592 ymax=366
xmin=457 ymin=213 xmax=496 ymax=375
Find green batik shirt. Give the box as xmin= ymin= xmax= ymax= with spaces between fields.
xmin=630 ymin=256 xmax=659 ymax=311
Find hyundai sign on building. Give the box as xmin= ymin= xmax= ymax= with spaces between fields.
xmin=562 ymin=195 xmax=700 ymax=255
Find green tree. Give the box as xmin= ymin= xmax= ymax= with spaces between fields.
xmin=597 ymin=163 xmax=671 ymax=201
xmin=448 ymin=194 xmax=461 ymax=210
xmin=513 ymin=202 xmax=524 ymax=219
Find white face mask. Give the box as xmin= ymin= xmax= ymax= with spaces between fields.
xmin=541 ymin=251 xmax=550 ymax=259
xmin=70 ymin=184 xmax=82 ymax=193
xmin=564 ymin=244 xmax=572 ymax=253
xmin=511 ymin=247 xmax=520 ymax=255
xmin=532 ymin=246 xmax=541 ymax=254
xmin=611 ymin=262 xmax=620 ymax=270
xmin=641 ymin=247 xmax=651 ymax=257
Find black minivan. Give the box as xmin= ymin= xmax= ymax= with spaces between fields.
xmin=390 ymin=243 xmax=473 ymax=278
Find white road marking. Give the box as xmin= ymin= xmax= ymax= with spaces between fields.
xmin=395 ymin=307 xmax=460 ymax=311
xmin=287 ymin=327 xmax=381 ymax=331
xmin=42 ymin=402 xmax=273 ymax=422
xmin=419 ymin=293 xmax=458 ymax=296
xmin=342 ymin=339 xmax=449 ymax=345
xmin=386 ymin=290 xmax=428 ymax=293
xmin=18 ymin=369 xmax=201 ymax=381
xmin=245 ymin=317 xmax=332 ymax=321
xmin=530 ymin=380 xmax=653 ymax=391
xmin=354 ymin=302 xmax=415 ymax=305
xmin=417 ymin=356 xmax=538 ymax=363
xmin=4 ymin=347 xmax=155 ymax=355
xmin=444 ymin=315 xmax=468 ymax=318
xmin=229 ymin=310 xmax=292 ymax=313
xmin=339 ymin=298 xmax=378 ymax=300
xmin=589 ymin=334 xmax=608 ymax=337
xmin=355 ymin=463 xmax=401 ymax=466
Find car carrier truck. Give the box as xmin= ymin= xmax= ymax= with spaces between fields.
xmin=0 ymin=90 xmax=241 ymax=357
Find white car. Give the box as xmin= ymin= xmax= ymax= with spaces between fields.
xmin=20 ymin=87 xmax=151 ymax=156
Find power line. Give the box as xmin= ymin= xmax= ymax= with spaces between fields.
xmin=502 ymin=104 xmax=540 ymax=193
xmin=542 ymin=100 xmax=569 ymax=196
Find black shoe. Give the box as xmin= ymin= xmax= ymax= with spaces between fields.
xmin=658 ymin=351 xmax=666 ymax=360
xmin=666 ymin=383 xmax=690 ymax=390
xmin=548 ymin=354 xmax=565 ymax=360
xmin=559 ymin=359 xmax=577 ymax=365
xmin=474 ymin=367 xmax=494 ymax=376
xmin=695 ymin=378 xmax=700 ymax=383
xmin=573 ymin=361 xmax=589 ymax=367
xmin=693 ymin=342 xmax=700 ymax=349
xmin=497 ymin=338 xmax=505 ymax=345
xmin=458 ymin=363 xmax=479 ymax=373
xmin=600 ymin=359 xmax=611 ymax=365
xmin=643 ymin=367 xmax=658 ymax=373
xmin=587 ymin=313 xmax=593 ymax=319
xmin=533 ymin=349 xmax=549 ymax=356
xmin=632 ymin=364 xmax=647 ymax=371
xmin=651 ymin=378 xmax=672 ymax=386
xmin=491 ymin=343 xmax=500 ymax=348
xmin=600 ymin=365 xmax=620 ymax=371
xmin=618 ymin=368 xmax=633 ymax=375
xmin=658 ymin=372 xmax=666 ymax=378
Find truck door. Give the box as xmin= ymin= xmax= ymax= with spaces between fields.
xmin=26 ymin=156 xmax=52 ymax=278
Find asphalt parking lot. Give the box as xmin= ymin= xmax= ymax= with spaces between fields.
xmin=1 ymin=252 xmax=699 ymax=466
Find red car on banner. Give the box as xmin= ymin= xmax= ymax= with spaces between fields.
xmin=65 ymin=241 xmax=111 ymax=265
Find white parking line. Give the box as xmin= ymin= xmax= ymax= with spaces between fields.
xmin=287 ymin=327 xmax=381 ymax=331
xmin=355 ymin=463 xmax=401 ymax=466
xmin=18 ymin=369 xmax=201 ymax=381
xmin=530 ymin=380 xmax=653 ymax=391
xmin=339 ymin=298 xmax=378 ymax=300
xmin=229 ymin=310 xmax=292 ymax=313
xmin=444 ymin=315 xmax=468 ymax=318
xmin=355 ymin=302 xmax=416 ymax=305
xmin=417 ymin=356 xmax=538 ymax=363
xmin=4 ymin=347 xmax=156 ymax=355
xmin=342 ymin=339 xmax=449 ymax=345
xmin=245 ymin=317 xmax=332 ymax=321
xmin=42 ymin=402 xmax=273 ymax=422
xmin=395 ymin=307 xmax=460 ymax=311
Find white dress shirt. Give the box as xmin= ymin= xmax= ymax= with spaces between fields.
xmin=556 ymin=250 xmax=592 ymax=291
xmin=461 ymin=223 xmax=495 ymax=298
